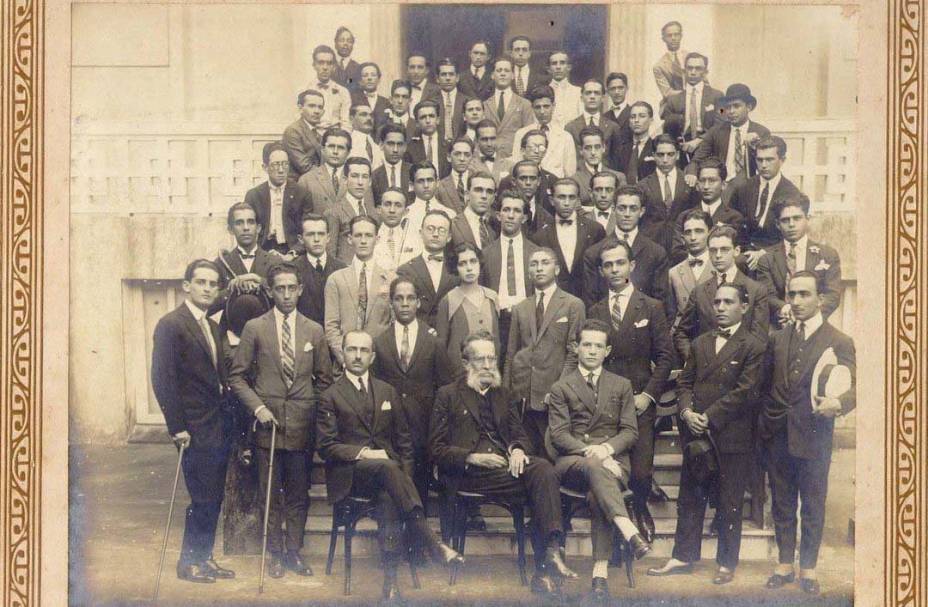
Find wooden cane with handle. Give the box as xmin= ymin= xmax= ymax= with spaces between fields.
xmin=258 ymin=422 xmax=278 ymax=594
xmin=153 ymin=441 xmax=187 ymax=602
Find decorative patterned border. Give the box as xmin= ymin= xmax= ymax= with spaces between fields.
xmin=2 ymin=0 xmax=42 ymax=605
xmin=0 ymin=0 xmax=923 ymax=604
xmin=886 ymin=1 xmax=924 ymax=606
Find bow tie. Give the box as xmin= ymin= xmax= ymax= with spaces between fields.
xmin=559 ymin=219 xmax=574 ymax=226
xmin=482 ymin=156 xmax=495 ymax=163
xmin=688 ymin=258 xmax=704 ymax=267
xmin=597 ymin=211 xmax=610 ymax=219
xmin=411 ymin=84 xmax=422 ymax=90
xmin=240 ymin=253 xmax=255 ymax=260
xmin=317 ymin=83 xmax=329 ymax=90
xmin=428 ymin=254 xmax=444 ymax=262
xmin=715 ymin=328 xmax=732 ymax=339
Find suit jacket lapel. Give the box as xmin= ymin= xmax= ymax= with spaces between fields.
xmin=341 ymin=377 xmax=373 ymax=433
xmin=406 ymin=323 xmax=428 ymax=371
xmin=261 ymin=313 xmax=286 ymax=381
xmin=616 ymin=289 xmax=642 ymax=333
xmin=703 ymin=330 xmax=744 ymax=377
xmin=180 ymin=304 xmax=216 ymax=368
xmin=568 ymin=370 xmax=598 ymax=416
xmin=223 ymin=250 xmax=248 ymax=277
xmin=537 ymin=289 xmax=565 ymax=340
xmin=590 ymin=372 xmax=614 ymax=427
xmin=679 ymin=263 xmax=697 ymax=295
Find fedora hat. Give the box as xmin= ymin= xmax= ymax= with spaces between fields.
xmin=719 ymin=83 xmax=757 ymax=109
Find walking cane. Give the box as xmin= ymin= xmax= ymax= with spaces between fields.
xmin=153 ymin=441 xmax=187 ymax=602
xmin=258 ymin=422 xmax=278 ymax=594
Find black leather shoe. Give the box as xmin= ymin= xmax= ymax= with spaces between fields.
xmin=530 ymin=572 xmax=559 ymax=595
xmin=267 ymin=554 xmax=285 ymax=579
xmin=176 ymin=562 xmax=216 ymax=584
xmin=799 ymin=578 xmax=821 ymax=595
xmin=284 ymin=552 xmax=313 ymax=576
xmin=590 ymin=576 xmax=610 ymax=601
xmin=202 ymin=559 xmax=235 ymax=579
xmin=381 ymin=574 xmax=403 ymax=603
xmin=628 ymin=533 xmax=651 ymax=560
xmin=765 ymin=572 xmax=796 ymax=589
xmin=647 ymin=561 xmax=694 ymax=576
xmin=544 ymin=547 xmax=578 ymax=579
xmin=713 ymin=569 xmax=735 ymax=585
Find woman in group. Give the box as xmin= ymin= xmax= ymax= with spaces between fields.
xmin=435 ymin=242 xmax=500 ymax=378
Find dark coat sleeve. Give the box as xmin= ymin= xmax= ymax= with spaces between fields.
xmin=428 ymin=385 xmax=471 ymax=471
xmin=704 ymin=340 xmax=765 ymax=433
xmin=316 ymin=387 xmax=365 ymax=462
xmin=151 ymin=317 xmax=185 ymax=436
xmin=643 ymin=300 xmax=674 ymax=400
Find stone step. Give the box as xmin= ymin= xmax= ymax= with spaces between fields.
xmin=302 ymin=515 xmax=775 ymax=561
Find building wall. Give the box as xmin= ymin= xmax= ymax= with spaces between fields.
xmin=70 ymin=3 xmax=858 ymax=444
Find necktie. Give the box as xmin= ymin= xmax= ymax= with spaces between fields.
xmin=757 ymin=182 xmax=770 ymax=221
xmin=610 ymin=293 xmax=623 ymax=328
xmin=541 ymin=124 xmax=549 ymax=134
xmin=341 ymin=58 xmax=347 ymax=70
xmin=515 ymin=67 xmax=525 ymax=96
xmin=663 ymin=173 xmax=673 ymax=207
xmin=457 ymin=172 xmax=466 ymax=201
xmin=315 ymin=257 xmax=324 ymax=273
xmin=506 ymin=238 xmax=517 ymax=296
xmin=198 ymin=315 xmax=217 ymax=369
xmin=444 ymin=94 xmax=453 ymax=137
xmin=535 ymin=292 xmax=545 ymax=332
xmin=497 ymin=92 xmax=506 ymax=120
xmin=390 ymin=163 xmax=397 ymax=188
xmin=281 ymin=314 xmax=294 ymax=386
xmin=331 ymin=168 xmax=340 ymax=192
xmin=734 ymin=128 xmax=745 ymax=176
xmin=588 ymin=115 xmax=595 ymax=128
xmin=688 ymin=86 xmax=699 ymax=137
xmin=672 ymin=52 xmax=682 ymax=72
xmin=627 ymin=142 xmax=640 ymax=183
xmin=478 ymin=215 xmax=491 ymax=248
xmin=796 ymin=321 xmax=806 ymax=341
xmin=366 ymin=138 xmax=373 ymax=161
xmin=400 ymin=324 xmax=411 ymax=371
xmin=357 ymin=263 xmax=368 ymax=327
xmin=715 ymin=271 xmax=727 ymax=286
xmin=786 ymin=242 xmax=797 ymax=274
xmin=358 ymin=376 xmax=367 ymax=396
xmin=424 ymin=136 xmax=433 ymax=166
xmin=586 ymin=371 xmax=598 ymax=400
xmin=428 ymin=253 xmax=444 ymax=262
xmin=387 ymin=227 xmax=396 ymax=261
xmin=240 ymin=252 xmax=255 ymax=260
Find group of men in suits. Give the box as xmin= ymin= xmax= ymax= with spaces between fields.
xmin=149 ymin=22 xmax=855 ymax=605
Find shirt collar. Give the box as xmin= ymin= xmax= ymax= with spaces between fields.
xmin=273 ymin=306 xmax=294 ymax=324
xmin=579 ymin=365 xmax=602 ymax=380
xmin=584 ymin=162 xmax=601 ymax=174
xmin=269 ymin=181 xmax=285 ymax=193
xmin=787 ymin=234 xmax=809 ymax=252
xmin=761 ymin=171 xmax=782 ymax=191
xmin=184 ymin=299 xmax=207 ymax=321
xmin=582 ymin=111 xmax=600 ymax=123
xmin=307 ymin=251 xmax=327 ymax=266
xmin=614 ymin=226 xmax=639 ymax=244
xmin=610 ymin=283 xmax=635 ymax=300
xmin=237 ymin=245 xmax=258 ymax=257
xmin=701 ymin=198 xmax=722 ymax=215
xmin=506 ymin=232 xmax=523 ymax=246
xmin=720 ymin=321 xmax=742 ymax=337
xmin=345 ymin=370 xmax=370 ymax=391
xmin=400 ymin=318 xmax=419 ymax=333
xmin=798 ymin=312 xmax=824 ymax=336
xmin=733 ymin=120 xmax=751 ymax=135
xmin=659 ymin=166 xmax=678 ymax=181
xmin=685 ymin=81 xmax=704 ymax=94
xmin=717 ymin=266 xmax=737 ymax=283
xmin=352 ymin=256 xmax=372 ymax=276
xmin=464 ymin=206 xmax=483 ymax=224
xmin=537 ymin=283 xmax=557 ymax=301
xmin=689 ymin=250 xmax=710 ymax=265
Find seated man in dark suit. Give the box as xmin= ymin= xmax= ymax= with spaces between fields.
xmin=151 ymin=259 xmax=236 ymax=584
xmin=372 ymin=277 xmax=454 ymax=507
xmin=318 ymin=330 xmax=463 ymax=601
xmin=672 ymin=225 xmax=769 ymax=361
xmin=728 ymin=135 xmax=803 ymax=270
xmin=247 ymin=142 xmax=313 ymax=255
xmin=659 ymin=53 xmax=723 ymax=159
xmin=333 ymin=27 xmax=362 ymax=89
xmin=547 ymin=319 xmax=651 ymax=602
xmin=609 ymin=101 xmax=657 ymax=184
xmin=583 ymin=185 xmax=669 ymax=308
xmin=588 ymin=239 xmax=673 ymax=540
xmin=758 ymin=272 xmax=856 ymax=596
xmin=756 ymin=197 xmax=842 ymax=328
xmin=397 ymin=209 xmax=459 ymax=329
xmin=458 ymin=40 xmax=495 ymax=101
xmin=429 ymin=331 xmax=577 ymax=595
xmin=648 ymin=283 xmax=765 ymax=585
xmin=283 ymin=89 xmax=324 ymax=180
xmin=294 ymin=213 xmax=346 ymax=326
xmin=351 ymin=62 xmax=390 ymax=126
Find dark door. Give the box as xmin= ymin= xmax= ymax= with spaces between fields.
xmin=402 ymin=4 xmax=607 ymax=85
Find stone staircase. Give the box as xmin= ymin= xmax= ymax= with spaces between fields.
xmin=302 ymin=430 xmax=776 ymax=561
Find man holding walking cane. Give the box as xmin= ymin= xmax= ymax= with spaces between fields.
xmin=151 ymin=259 xmax=237 ymax=586
xmin=229 ymin=262 xmax=335 ymax=581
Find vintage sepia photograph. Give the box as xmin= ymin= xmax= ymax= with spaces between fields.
xmin=58 ymin=2 xmax=866 ymax=605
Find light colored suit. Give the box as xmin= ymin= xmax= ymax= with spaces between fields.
xmin=323 ymin=190 xmax=378 ymax=264
xmin=503 ymin=287 xmax=585 ymax=411
xmin=468 ymin=156 xmax=516 ymax=186
xmin=282 ymin=118 xmax=322 ymax=178
xmin=324 ymin=263 xmax=393 ymax=365
xmin=668 ymin=257 xmax=714 ymax=323
xmin=652 ymin=49 xmax=689 ymax=99
xmin=483 ymin=90 xmax=534 ymax=160
xmin=298 ymin=164 xmax=343 ymax=217
xmin=228 ymin=310 xmax=333 ymax=451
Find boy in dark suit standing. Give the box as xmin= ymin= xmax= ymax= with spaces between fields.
xmin=372 ymin=276 xmax=454 ymax=506
xmin=293 ymin=213 xmax=346 ymax=326
xmin=588 ymin=239 xmax=673 ymax=541
xmin=648 ymin=283 xmax=765 ymax=585
xmin=759 ymin=271 xmax=856 ymax=595
xmin=151 ymin=259 xmax=236 ymax=583
xmin=228 ymin=263 xmax=334 ymax=579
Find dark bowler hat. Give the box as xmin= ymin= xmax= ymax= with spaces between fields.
xmin=718 ymin=83 xmax=757 ymax=109
xmin=226 ymin=292 xmax=271 ymax=337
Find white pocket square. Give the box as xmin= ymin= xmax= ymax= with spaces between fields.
xmin=730 ymin=360 xmax=739 ymax=365
xmin=303 ymin=342 xmax=313 ymax=352
xmin=556 ymin=317 xmax=568 ymax=324
xmin=814 ymin=260 xmax=831 ymax=271
xmin=381 ymin=401 xmax=392 ymax=411
xmin=634 ymin=319 xmax=649 ymax=328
